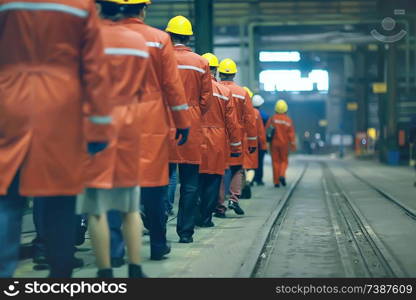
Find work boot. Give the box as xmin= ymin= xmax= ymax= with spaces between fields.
xmin=228 ymin=201 xmax=245 ymax=215
xmin=97 ymin=268 xmax=113 ymax=278
xmin=274 ymin=184 xmax=280 ymax=188
xmin=150 ymin=244 xmax=171 ymax=261
xmin=129 ymin=264 xmax=147 ymax=278
xmin=279 ymin=177 xmax=287 ymax=186
xmin=179 ymin=236 xmax=193 ymax=243
xmin=241 ymin=184 xmax=252 ymax=199
xmin=214 ymin=211 xmax=226 ymax=218
xmin=111 ymin=257 xmax=125 ymax=268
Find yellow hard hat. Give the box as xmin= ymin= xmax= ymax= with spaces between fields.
xmin=202 ymin=53 xmax=219 ymax=67
xmin=166 ymin=16 xmax=193 ymax=36
xmin=218 ymin=58 xmax=237 ymax=74
xmin=275 ymin=99 xmax=288 ymax=114
xmin=114 ymin=0 xmax=151 ymax=4
xmin=243 ymin=87 xmax=254 ymax=98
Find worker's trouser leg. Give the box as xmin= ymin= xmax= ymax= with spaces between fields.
xmin=229 ymin=165 xmax=243 ymax=203
xmin=199 ymin=173 xmax=222 ymax=224
xmin=278 ymin=147 xmax=289 ymax=178
xmin=217 ymin=168 xmax=232 ymax=213
xmin=271 ymin=147 xmax=281 ymax=184
xmin=141 ymin=186 xmax=168 ymax=255
xmin=165 ymin=164 xmax=177 ymax=214
xmin=254 ymin=149 xmax=266 ymax=184
xmin=0 ymin=174 xmax=26 ymax=278
xmin=176 ymin=163 xmax=199 ymax=239
xmin=35 ymin=196 xmax=77 ymax=278
xmin=108 ymin=210 xmax=125 ymax=260
xmin=32 ymin=198 xmax=47 ymax=258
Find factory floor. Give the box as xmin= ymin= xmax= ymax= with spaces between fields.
xmin=14 ymin=154 xmax=416 ymax=278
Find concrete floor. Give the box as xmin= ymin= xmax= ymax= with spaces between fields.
xmin=13 ymin=154 xmax=416 ymax=278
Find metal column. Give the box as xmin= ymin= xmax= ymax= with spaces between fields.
xmin=354 ymin=47 xmax=369 ymax=133
xmin=194 ymin=0 xmax=213 ymax=55
xmin=385 ymin=43 xmax=398 ymax=160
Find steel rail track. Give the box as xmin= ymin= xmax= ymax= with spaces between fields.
xmin=323 ymin=162 xmax=407 ymax=277
xmin=345 ymin=167 xmax=416 ymax=221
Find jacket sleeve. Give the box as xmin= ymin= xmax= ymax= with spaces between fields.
xmin=288 ymin=117 xmax=296 ymax=149
xmin=257 ymin=111 xmax=267 ymax=150
xmin=81 ymin=1 xmax=113 ymax=142
xmin=199 ymin=62 xmax=212 ymax=116
xmin=161 ymin=37 xmax=191 ymax=129
xmin=243 ymin=92 xmax=258 ymax=148
xmin=225 ymin=89 xmax=242 ymax=153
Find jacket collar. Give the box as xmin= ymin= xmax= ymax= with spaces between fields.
xmin=219 ymin=80 xmax=235 ymax=86
xmin=174 ymin=44 xmax=191 ymax=52
xmin=120 ymin=18 xmax=144 ymax=25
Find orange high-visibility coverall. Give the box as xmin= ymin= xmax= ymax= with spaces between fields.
xmin=119 ymin=18 xmax=191 ymax=187
xmin=265 ymin=113 xmax=296 ymax=185
xmin=0 ymin=0 xmax=111 ymax=196
xmin=83 ymin=20 xmax=149 ymax=189
xmin=169 ymin=45 xmax=212 ymax=164
xmin=244 ymin=109 xmax=267 ymax=169
xmin=200 ymin=76 xmax=242 ymax=175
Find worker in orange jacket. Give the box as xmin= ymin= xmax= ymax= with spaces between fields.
xmin=117 ymin=1 xmax=191 ymax=260
xmin=165 ymin=16 xmax=212 ymax=243
xmin=0 ymin=0 xmax=111 ymax=277
xmin=216 ymin=59 xmax=257 ymax=217
xmin=266 ymin=99 xmax=296 ymax=187
xmin=197 ymin=53 xmax=242 ymax=227
xmin=242 ymin=88 xmax=267 ymax=198
xmin=76 ymin=0 xmax=150 ymax=278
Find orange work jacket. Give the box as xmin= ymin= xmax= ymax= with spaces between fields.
xmin=0 ymin=0 xmax=111 ymax=196
xmin=265 ymin=113 xmax=296 ymax=149
xmin=220 ymin=81 xmax=257 ymax=166
xmin=169 ymin=45 xmax=212 ymax=164
xmin=200 ymin=76 xmax=242 ymax=175
xmin=83 ymin=20 xmax=149 ymax=189
xmin=119 ymin=18 xmax=191 ymax=187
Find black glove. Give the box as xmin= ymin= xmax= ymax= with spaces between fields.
xmin=230 ymin=152 xmax=242 ymax=158
xmin=248 ymin=147 xmax=257 ymax=154
xmin=87 ymin=142 xmax=108 ymax=155
xmin=176 ymin=128 xmax=190 ymax=146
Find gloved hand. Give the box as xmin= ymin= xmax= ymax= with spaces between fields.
xmin=230 ymin=152 xmax=242 ymax=158
xmin=176 ymin=128 xmax=190 ymax=146
xmin=87 ymin=142 xmax=108 ymax=155
xmin=248 ymin=147 xmax=257 ymax=154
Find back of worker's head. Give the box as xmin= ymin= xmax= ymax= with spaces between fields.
xmin=96 ymin=0 xmax=120 ymax=19
xmin=166 ymin=16 xmax=193 ymax=45
xmin=117 ymin=0 xmax=150 ymax=18
xmin=218 ymin=58 xmax=237 ymax=81
xmin=252 ymin=95 xmax=265 ymax=108
xmin=202 ymin=53 xmax=219 ymax=76
xmin=275 ymin=99 xmax=288 ymax=114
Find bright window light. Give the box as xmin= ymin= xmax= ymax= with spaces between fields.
xmin=259 ymin=69 xmax=329 ymax=92
xmin=259 ymin=51 xmax=301 ymax=62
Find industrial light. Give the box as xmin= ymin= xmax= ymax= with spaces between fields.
xmin=259 ymin=69 xmax=329 ymax=92
xmin=259 ymin=51 xmax=301 ymax=62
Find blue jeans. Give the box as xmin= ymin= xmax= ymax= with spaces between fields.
xmin=108 ymin=210 xmax=125 ymax=259
xmin=166 ymin=164 xmax=177 ymax=213
xmin=0 ymin=175 xmax=26 ymax=277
